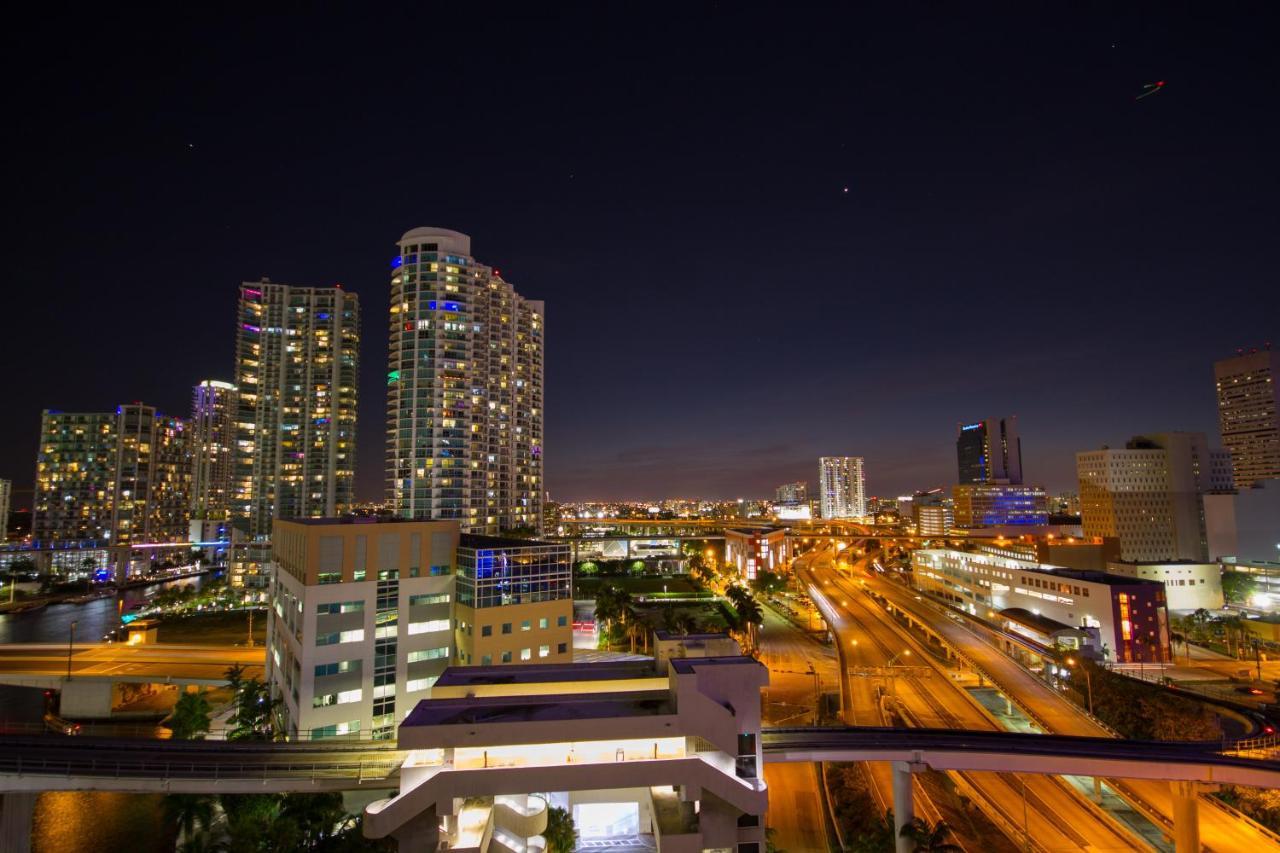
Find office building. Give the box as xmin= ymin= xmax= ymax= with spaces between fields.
xmin=387 ymin=228 xmax=544 ymax=535
xmin=911 ymin=489 xmax=952 ymax=535
xmin=454 ymin=535 xmax=573 ymax=667
xmin=235 ymin=280 xmax=360 ymax=536
xmin=724 ymin=527 xmax=789 ymax=580
xmin=0 ymin=478 xmax=9 ymax=542
xmin=1076 ymin=432 xmax=1233 ymax=563
xmin=952 ymin=483 xmax=1048 ymax=528
xmin=1104 ymin=562 xmax=1224 ymax=613
xmin=190 ymin=380 xmax=238 ymax=519
xmin=34 ymin=406 xmax=190 ymax=545
xmin=267 ymin=517 xmax=573 ymax=741
xmin=775 ymin=481 xmax=807 ymax=504
xmin=1215 ymin=347 xmax=1280 ymax=488
xmin=913 ymin=548 xmax=1170 ymax=663
xmin=818 ymin=456 xmax=866 ymax=519
xmin=363 ymin=653 xmax=768 ymax=851
xmin=956 ymin=417 xmax=1022 ymax=485
xmin=268 ymin=517 xmax=460 ymax=741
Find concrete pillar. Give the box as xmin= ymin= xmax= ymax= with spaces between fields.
xmin=0 ymin=792 xmax=37 ymax=853
xmin=1092 ymin=776 xmax=1103 ymax=804
xmin=58 ymin=679 xmax=115 ymax=718
xmin=386 ymin=804 xmax=439 ymax=849
xmin=892 ymin=761 xmax=915 ymax=853
xmin=1170 ymin=781 xmax=1200 ymax=853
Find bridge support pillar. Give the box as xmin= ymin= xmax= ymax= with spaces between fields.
xmin=0 ymin=792 xmax=37 ymax=853
xmin=1091 ymin=776 xmax=1103 ymax=803
xmin=58 ymin=679 xmax=115 ymax=719
xmin=1170 ymin=781 xmax=1200 ymax=853
xmin=892 ymin=760 xmax=923 ymax=853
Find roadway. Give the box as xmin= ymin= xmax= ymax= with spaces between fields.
xmin=795 ymin=545 xmax=1144 ymax=851
xmin=832 ymin=550 xmax=1280 ymax=852
xmin=757 ymin=605 xmax=838 ymax=852
xmin=0 ymin=643 xmax=265 ymax=685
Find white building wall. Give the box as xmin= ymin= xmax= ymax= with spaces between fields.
xmin=1105 ymin=562 xmax=1224 ymax=613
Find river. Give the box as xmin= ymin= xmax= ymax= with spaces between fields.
xmin=0 ymin=573 xmax=217 ymax=853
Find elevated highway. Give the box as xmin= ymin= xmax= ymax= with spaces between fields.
xmin=0 ymin=644 xmax=265 ymax=689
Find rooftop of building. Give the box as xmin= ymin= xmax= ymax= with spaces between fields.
xmin=653 ymin=630 xmax=733 ymax=642
xmin=459 ymin=533 xmax=563 ymax=550
xmin=401 ymin=689 xmax=674 ymax=727
xmin=1031 ymin=566 xmax=1164 ymax=587
xmin=724 ymin=526 xmax=785 ymax=537
xmin=999 ymin=607 xmax=1081 ymax=635
xmin=433 ymin=660 xmax=656 ymax=688
xmin=278 ymin=515 xmax=450 ymax=527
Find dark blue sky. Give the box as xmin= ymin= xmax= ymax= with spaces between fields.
xmin=4 ymin=5 xmax=1278 ymax=504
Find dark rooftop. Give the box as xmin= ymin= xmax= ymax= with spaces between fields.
xmin=401 ymin=689 xmax=673 ymax=727
xmin=459 ymin=533 xmax=564 ymax=550
xmin=669 ymin=655 xmax=764 ymax=674
xmin=434 ymin=660 xmax=657 ymax=688
xmin=1031 ymin=566 xmax=1164 ymax=587
xmin=653 ymin=630 xmax=733 ymax=642
xmin=999 ymin=608 xmax=1081 ymax=635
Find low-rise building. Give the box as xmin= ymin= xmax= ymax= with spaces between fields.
xmin=912 ymin=548 xmax=1170 ymax=662
xmin=1104 ymin=562 xmax=1224 ymax=613
xmin=952 ymin=483 xmax=1048 ymax=528
xmin=363 ymin=652 xmax=769 ymax=852
xmin=267 ymin=518 xmax=574 ymax=741
xmin=454 ymin=534 xmax=573 ymax=667
xmin=724 ymin=527 xmax=789 ymax=580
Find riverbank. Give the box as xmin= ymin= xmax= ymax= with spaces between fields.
xmin=154 ymin=609 xmax=268 ymax=646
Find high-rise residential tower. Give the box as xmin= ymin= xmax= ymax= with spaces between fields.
xmin=33 ymin=406 xmax=190 ymax=544
xmin=1076 ymin=432 xmax=1234 ymax=562
xmin=235 ymin=280 xmax=360 ymax=537
xmin=387 ymin=228 xmax=544 ymax=535
xmin=775 ymin=481 xmax=807 ymax=503
xmin=818 ymin=456 xmax=866 ymax=519
xmin=111 ymin=404 xmax=190 ymax=545
xmin=190 ymin=380 xmax=238 ymax=519
xmin=1214 ymin=347 xmax=1280 ymax=488
xmin=956 ymin=416 xmax=1022 ymax=484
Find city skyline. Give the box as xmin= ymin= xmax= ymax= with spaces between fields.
xmin=3 ymin=6 xmax=1278 ymax=506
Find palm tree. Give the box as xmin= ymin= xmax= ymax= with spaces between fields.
xmin=593 ymin=584 xmax=634 ymax=650
xmin=164 ymin=794 xmax=215 ymax=846
xmin=736 ymin=595 xmax=763 ymax=651
xmin=544 ymin=805 xmax=577 ymax=853
xmin=899 ymin=817 xmax=963 ymax=852
xmin=1169 ymin=631 xmax=1187 ymax=665
xmin=169 ymin=690 xmax=213 ymax=740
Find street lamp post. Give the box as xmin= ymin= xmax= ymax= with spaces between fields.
xmin=66 ymin=620 xmax=78 ymax=682
xmin=1066 ymin=657 xmax=1094 ymax=716
xmin=883 ymin=650 xmax=911 ymax=697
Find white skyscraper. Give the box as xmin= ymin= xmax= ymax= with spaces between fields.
xmin=387 ymin=228 xmax=544 ymax=534
xmin=818 ymin=456 xmax=866 ymax=519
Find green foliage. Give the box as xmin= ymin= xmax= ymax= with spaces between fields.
xmin=825 ymin=763 xmax=892 ymax=850
xmin=1221 ymin=572 xmax=1258 ymax=604
xmin=544 ymin=805 xmax=577 ymax=853
xmin=165 ymin=793 xmax=215 ymax=841
xmin=750 ymin=570 xmax=786 ymax=596
xmin=169 ymin=690 xmax=213 ymax=740
xmin=898 ymin=817 xmax=962 ymax=852
xmin=225 ymin=664 xmax=281 ymax=741
xmin=1065 ymin=659 xmax=1221 ymax=741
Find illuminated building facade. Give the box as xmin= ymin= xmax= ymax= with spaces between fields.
xmin=387 ymin=228 xmax=544 ymax=535
xmin=110 ymin=404 xmax=190 ymax=545
xmin=268 ymin=517 xmax=460 ymax=741
xmin=1077 ymin=432 xmax=1234 ymax=562
xmin=1215 ymin=348 xmax=1280 ymax=488
xmin=235 ymin=280 xmax=360 ymax=536
xmin=363 ymin=653 xmax=769 ymax=851
xmin=775 ymin=481 xmax=807 ymax=503
xmin=34 ymin=406 xmax=190 ymax=545
xmin=0 ymin=478 xmax=9 ymax=542
xmin=957 ymin=416 xmax=1022 ymax=485
xmin=914 ymin=502 xmax=953 ymax=536
xmin=818 ymin=456 xmax=866 ymax=519
xmin=952 ymin=483 xmax=1048 ymax=528
xmin=453 ymin=535 xmax=573 ymax=666
xmin=34 ymin=412 xmax=118 ymax=542
xmin=912 ymin=548 xmax=1170 ymax=662
xmin=724 ymin=526 xmax=789 ymax=580
xmin=190 ymin=379 xmax=238 ymax=519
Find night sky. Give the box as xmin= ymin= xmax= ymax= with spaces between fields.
xmin=5 ymin=5 xmax=1278 ymax=505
